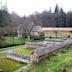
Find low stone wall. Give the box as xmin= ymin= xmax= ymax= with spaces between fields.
xmin=25 ymin=42 xmax=48 ymax=49
xmin=7 ymin=38 xmax=72 ymax=64
xmin=31 ymin=39 xmax=72 ymax=63
xmin=7 ymin=52 xmax=30 ymax=63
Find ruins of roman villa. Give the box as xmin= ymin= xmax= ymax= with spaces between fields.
xmin=6 ymin=26 xmax=72 ymax=71
xmin=0 ymin=1 xmax=72 ymax=72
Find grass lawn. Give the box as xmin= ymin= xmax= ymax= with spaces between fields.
xmin=44 ymin=33 xmax=66 ymax=37
xmin=13 ymin=47 xmax=33 ymax=55
xmin=0 ymin=53 xmax=25 ymax=72
xmin=44 ymin=33 xmax=72 ymax=37
xmin=27 ymin=46 xmax=72 ymax=72
xmin=0 ymin=37 xmax=29 ymax=48
xmin=5 ymin=37 xmax=26 ymax=45
xmin=0 ymin=45 xmax=33 ymax=72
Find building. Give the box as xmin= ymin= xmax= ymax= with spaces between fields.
xmin=43 ymin=27 xmax=72 ymax=34
xmin=17 ymin=23 xmax=43 ymax=38
xmin=31 ymin=25 xmax=43 ymax=36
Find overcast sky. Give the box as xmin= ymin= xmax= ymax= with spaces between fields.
xmin=0 ymin=0 xmax=72 ymax=16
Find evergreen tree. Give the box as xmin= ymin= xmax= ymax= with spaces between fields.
xmin=66 ymin=11 xmax=72 ymax=27
xmin=0 ymin=9 xmax=10 ymax=27
xmin=58 ymin=8 xmax=66 ymax=27
xmin=54 ymin=4 xmax=59 ymax=27
xmin=54 ymin=4 xmax=59 ymax=14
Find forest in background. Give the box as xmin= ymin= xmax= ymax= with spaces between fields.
xmin=0 ymin=4 xmax=72 ymax=37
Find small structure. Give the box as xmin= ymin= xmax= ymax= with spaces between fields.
xmin=17 ymin=22 xmax=43 ymax=38
xmin=43 ymin=27 xmax=72 ymax=35
xmin=31 ymin=25 xmax=43 ymax=36
xmin=7 ymin=52 xmax=30 ymax=63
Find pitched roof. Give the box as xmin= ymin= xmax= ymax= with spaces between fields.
xmin=31 ymin=25 xmax=43 ymax=32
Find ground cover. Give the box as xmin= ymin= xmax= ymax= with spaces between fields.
xmin=0 ymin=45 xmax=31 ymax=72
xmin=13 ymin=47 xmax=33 ymax=55
xmin=27 ymin=46 xmax=72 ymax=72
xmin=0 ymin=37 xmax=28 ymax=48
xmin=44 ymin=33 xmax=72 ymax=37
xmin=0 ymin=53 xmax=25 ymax=72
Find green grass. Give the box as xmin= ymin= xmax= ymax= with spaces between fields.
xmin=0 ymin=45 xmax=33 ymax=55
xmin=27 ymin=46 xmax=72 ymax=72
xmin=0 ymin=45 xmax=25 ymax=52
xmin=5 ymin=37 xmax=25 ymax=45
xmin=0 ymin=53 xmax=25 ymax=72
xmin=0 ymin=45 xmax=30 ymax=72
xmin=0 ymin=46 xmax=32 ymax=72
xmin=44 ymin=33 xmax=66 ymax=37
xmin=13 ymin=47 xmax=33 ymax=55
xmin=0 ymin=37 xmax=28 ymax=48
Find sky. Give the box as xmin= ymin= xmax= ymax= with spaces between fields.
xmin=0 ymin=0 xmax=72 ymax=16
